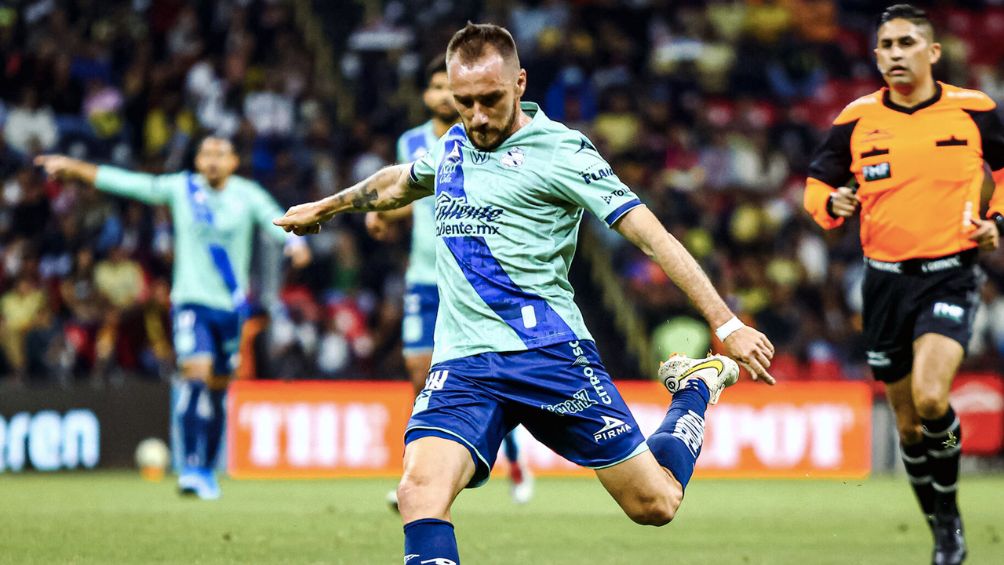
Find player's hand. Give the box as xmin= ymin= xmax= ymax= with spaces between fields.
xmin=285 ymin=241 xmax=312 ymax=269
xmin=829 ymin=187 xmax=860 ymax=218
xmin=274 ymin=202 xmax=325 ymax=236
xmin=722 ymin=326 xmax=776 ymax=385
xmin=968 ymin=218 xmax=999 ymax=251
xmin=365 ymin=212 xmax=392 ymax=241
xmin=34 ymin=154 xmax=77 ymax=179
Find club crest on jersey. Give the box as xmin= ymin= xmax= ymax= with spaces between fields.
xmin=501 ymin=147 xmax=525 ymax=168
xmin=862 ymin=162 xmax=891 ymax=182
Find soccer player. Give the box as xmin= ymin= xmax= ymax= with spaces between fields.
xmin=366 ymin=58 xmax=533 ymax=506
xmin=804 ymin=5 xmax=1004 ymax=564
xmin=36 ymin=137 xmax=310 ymax=500
xmin=276 ymin=23 xmax=775 ymax=564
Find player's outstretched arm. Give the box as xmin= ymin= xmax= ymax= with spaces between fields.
xmin=274 ymin=164 xmax=425 ymax=236
xmin=35 ymin=154 xmax=173 ymax=205
xmin=34 ymin=155 xmax=99 ymax=185
xmin=615 ymin=205 xmax=776 ymax=384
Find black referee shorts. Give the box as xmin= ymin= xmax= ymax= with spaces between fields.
xmin=861 ymin=251 xmax=981 ymax=383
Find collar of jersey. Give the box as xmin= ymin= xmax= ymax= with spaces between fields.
xmin=881 ymin=82 xmax=943 ymax=115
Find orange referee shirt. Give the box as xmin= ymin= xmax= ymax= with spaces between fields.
xmin=804 ymin=82 xmax=1004 ymax=262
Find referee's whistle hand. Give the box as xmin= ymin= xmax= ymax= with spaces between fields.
xmin=968 ymin=218 xmax=1000 ymax=251
xmin=829 ymin=187 xmax=860 ymax=218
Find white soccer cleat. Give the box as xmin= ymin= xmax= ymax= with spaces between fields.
xmin=509 ymin=459 xmax=534 ymax=505
xmin=659 ymin=354 xmax=739 ymax=405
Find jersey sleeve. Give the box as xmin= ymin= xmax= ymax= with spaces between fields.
xmin=249 ymin=182 xmax=296 ymax=244
xmin=407 ymin=138 xmax=441 ymax=196
xmin=548 ymin=134 xmax=642 ymax=227
xmin=94 ymin=166 xmax=177 ymax=206
xmin=804 ymin=120 xmax=857 ymax=230
xmin=967 ymin=107 xmax=1004 ymax=218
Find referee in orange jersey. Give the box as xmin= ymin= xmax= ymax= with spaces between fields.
xmin=804 ymin=5 xmax=1004 ymax=565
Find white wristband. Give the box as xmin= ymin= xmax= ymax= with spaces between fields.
xmin=714 ymin=316 xmax=745 ymax=342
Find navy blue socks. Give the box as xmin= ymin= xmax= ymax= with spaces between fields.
xmin=646 ymin=379 xmax=710 ymax=490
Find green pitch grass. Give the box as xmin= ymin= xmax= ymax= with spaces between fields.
xmin=2 ymin=473 xmax=1002 ymax=564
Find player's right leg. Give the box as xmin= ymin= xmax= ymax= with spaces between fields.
xmin=172 ymin=305 xmax=220 ymax=499
xmin=400 ymin=353 xmax=509 ymax=564
xmin=397 ymin=436 xmax=474 ymax=564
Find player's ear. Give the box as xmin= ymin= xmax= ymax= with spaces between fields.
xmin=516 ymin=69 xmax=527 ymax=97
xmin=929 ymin=42 xmax=942 ymax=65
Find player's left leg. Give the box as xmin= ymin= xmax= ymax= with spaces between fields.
xmin=912 ymin=333 xmax=966 ymax=565
xmin=596 ymin=354 xmax=739 ymax=525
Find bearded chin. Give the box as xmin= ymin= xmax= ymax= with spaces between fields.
xmin=468 ymin=99 xmax=519 ymax=151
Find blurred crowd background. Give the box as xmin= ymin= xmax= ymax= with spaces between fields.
xmin=2 ymin=0 xmax=1004 ymax=387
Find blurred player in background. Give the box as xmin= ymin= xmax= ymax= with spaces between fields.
xmin=804 ymin=5 xmax=1004 ymax=564
xmin=36 ymin=138 xmax=311 ymax=500
xmin=366 ymin=58 xmax=533 ymax=508
xmin=276 ymin=23 xmax=775 ymax=564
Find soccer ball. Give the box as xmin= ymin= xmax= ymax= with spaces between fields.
xmin=134 ymin=437 xmax=170 ymax=481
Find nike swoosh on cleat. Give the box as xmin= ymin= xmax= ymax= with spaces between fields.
xmin=682 ymin=359 xmax=724 ymax=378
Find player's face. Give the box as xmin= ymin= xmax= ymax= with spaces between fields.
xmin=195 ymin=138 xmax=239 ymax=185
xmin=448 ymin=51 xmax=527 ymax=151
xmin=875 ymin=19 xmax=941 ymax=89
xmin=424 ymin=71 xmax=458 ymax=123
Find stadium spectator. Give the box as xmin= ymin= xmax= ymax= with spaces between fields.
xmin=2 ymin=0 xmax=1004 ymax=388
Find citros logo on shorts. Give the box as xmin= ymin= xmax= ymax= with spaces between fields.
xmin=569 ymin=341 xmax=612 ymax=405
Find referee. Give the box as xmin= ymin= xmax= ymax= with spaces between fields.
xmin=804 ymin=5 xmax=1004 ymax=565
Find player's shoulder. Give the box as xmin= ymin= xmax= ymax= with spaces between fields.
xmin=546 ymin=121 xmax=602 ymax=160
xmin=832 ymin=90 xmax=885 ymax=124
xmin=940 ymin=82 xmax=997 ymax=111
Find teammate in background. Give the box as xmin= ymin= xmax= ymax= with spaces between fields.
xmin=276 ymin=23 xmax=775 ymax=564
xmin=366 ymin=58 xmax=533 ymax=507
xmin=804 ymin=5 xmax=1004 ymax=564
xmin=36 ymin=138 xmax=311 ymax=500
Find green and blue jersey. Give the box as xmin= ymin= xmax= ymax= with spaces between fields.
xmin=94 ymin=166 xmax=290 ymax=312
xmin=409 ymin=102 xmax=642 ymax=364
xmin=397 ymin=121 xmax=439 ymax=287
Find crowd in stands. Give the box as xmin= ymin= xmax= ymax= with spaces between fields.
xmin=2 ymin=0 xmax=1004 ymax=385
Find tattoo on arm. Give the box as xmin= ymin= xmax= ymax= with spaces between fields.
xmin=349 ymin=182 xmax=380 ymax=210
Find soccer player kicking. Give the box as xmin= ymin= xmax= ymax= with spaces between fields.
xmin=804 ymin=5 xmax=1004 ymax=564
xmin=367 ymin=58 xmax=534 ymax=508
xmin=276 ymin=23 xmax=775 ymax=564
xmin=37 ymin=138 xmax=311 ymax=500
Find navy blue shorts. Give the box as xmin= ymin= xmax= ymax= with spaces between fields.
xmin=405 ymin=340 xmax=649 ymax=487
xmin=172 ymin=303 xmax=241 ymax=376
xmin=402 ymin=283 xmax=438 ymax=355
xmin=862 ymin=263 xmax=981 ymax=383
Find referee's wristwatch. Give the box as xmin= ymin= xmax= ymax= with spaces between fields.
xmin=994 ymin=213 xmax=1004 ymax=236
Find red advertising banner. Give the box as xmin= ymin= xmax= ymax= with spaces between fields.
xmin=228 ymin=380 xmax=872 ymax=479
xmin=952 ymin=373 xmax=1004 ymax=455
